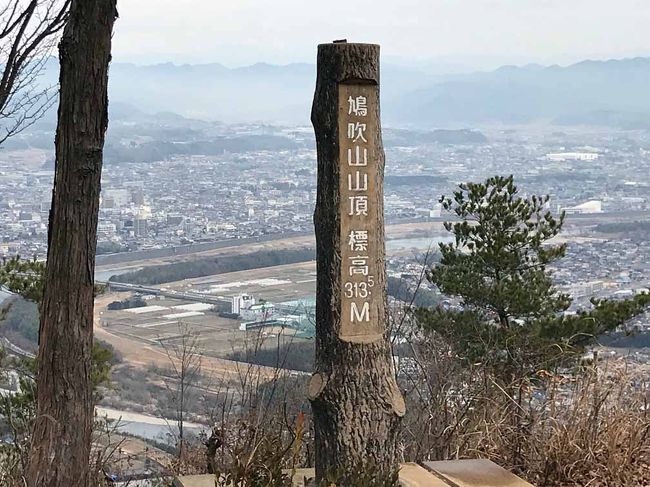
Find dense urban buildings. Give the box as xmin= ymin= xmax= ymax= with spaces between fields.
xmin=2 ymin=118 xmax=650 ymax=345
xmin=2 ymin=122 xmax=650 ymax=258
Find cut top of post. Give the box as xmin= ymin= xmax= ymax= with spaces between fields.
xmin=315 ymin=42 xmax=380 ymax=86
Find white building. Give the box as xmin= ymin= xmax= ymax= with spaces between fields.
xmin=546 ymin=152 xmax=599 ymax=162
xmin=232 ymin=293 xmax=255 ymax=315
xmin=133 ymin=218 xmax=148 ymax=237
xmin=102 ymin=189 xmax=130 ymax=207
xmin=97 ymin=221 xmax=117 ymax=237
xmin=562 ymin=200 xmax=603 ymax=214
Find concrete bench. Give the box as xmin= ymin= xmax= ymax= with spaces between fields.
xmin=173 ymin=460 xmax=534 ymax=486
xmin=423 ymin=459 xmax=534 ymax=487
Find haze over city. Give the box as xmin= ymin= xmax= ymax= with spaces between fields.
xmin=1 ymin=1 xmax=650 ymax=485
xmin=114 ymin=0 xmax=650 ymax=68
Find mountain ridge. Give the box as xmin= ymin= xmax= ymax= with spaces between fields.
xmin=37 ymin=56 xmax=650 ymax=127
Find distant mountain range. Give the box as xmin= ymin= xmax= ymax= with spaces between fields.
xmin=390 ymin=58 xmax=650 ymax=128
xmin=36 ymin=56 xmax=650 ymax=128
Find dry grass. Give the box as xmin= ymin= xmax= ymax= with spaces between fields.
xmin=400 ymin=342 xmax=650 ymax=487
xmin=5 ymin=319 xmax=648 ymax=486
xmin=525 ymin=360 xmax=650 ymax=486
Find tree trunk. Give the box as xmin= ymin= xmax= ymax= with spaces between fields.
xmin=310 ymin=42 xmax=405 ymax=484
xmin=26 ymin=1 xmax=117 ymax=486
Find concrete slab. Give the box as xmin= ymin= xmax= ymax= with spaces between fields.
xmin=399 ymin=462 xmax=449 ymax=486
xmin=423 ymin=459 xmax=535 ymax=487
xmin=175 ymin=460 xmax=535 ymax=487
xmin=288 ymin=468 xmax=316 ymax=486
xmin=174 ymin=469 xmax=316 ymax=487
xmin=172 ymin=474 xmax=213 ymax=487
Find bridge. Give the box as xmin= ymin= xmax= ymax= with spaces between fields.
xmin=2 ymin=337 xmax=35 ymax=360
xmin=102 ymin=281 xmax=315 ymax=329
xmin=101 ymin=281 xmax=233 ymax=310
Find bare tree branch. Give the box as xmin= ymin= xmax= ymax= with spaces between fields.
xmin=0 ymin=0 xmax=70 ymax=146
xmin=159 ymin=321 xmax=203 ymax=459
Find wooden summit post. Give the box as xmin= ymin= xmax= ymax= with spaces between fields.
xmin=310 ymin=42 xmax=406 ymax=482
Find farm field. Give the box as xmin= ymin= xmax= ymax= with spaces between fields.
xmin=95 ymin=261 xmax=319 ymax=376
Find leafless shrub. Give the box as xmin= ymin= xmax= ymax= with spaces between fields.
xmin=399 ymin=333 xmax=650 ymax=486
xmin=158 ymin=321 xmax=203 ymax=459
xmin=154 ymin=321 xmax=311 ymax=484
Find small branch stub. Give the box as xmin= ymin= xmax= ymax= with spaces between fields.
xmin=308 ymin=372 xmax=328 ymax=400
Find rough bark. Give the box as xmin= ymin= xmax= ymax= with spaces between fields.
xmin=26 ymin=1 xmax=117 ymax=486
xmin=310 ymin=42 xmax=405 ymax=483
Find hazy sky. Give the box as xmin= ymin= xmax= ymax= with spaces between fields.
xmin=114 ymin=0 xmax=650 ymax=70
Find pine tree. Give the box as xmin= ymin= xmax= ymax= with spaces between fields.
xmin=417 ymin=175 xmax=650 ymax=382
xmin=0 ymin=257 xmax=114 ymax=482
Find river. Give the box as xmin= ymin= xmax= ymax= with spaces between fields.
xmin=95 ymin=406 xmax=208 ymax=444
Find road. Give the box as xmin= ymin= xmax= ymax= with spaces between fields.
xmin=100 ymin=281 xmax=233 ymax=308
